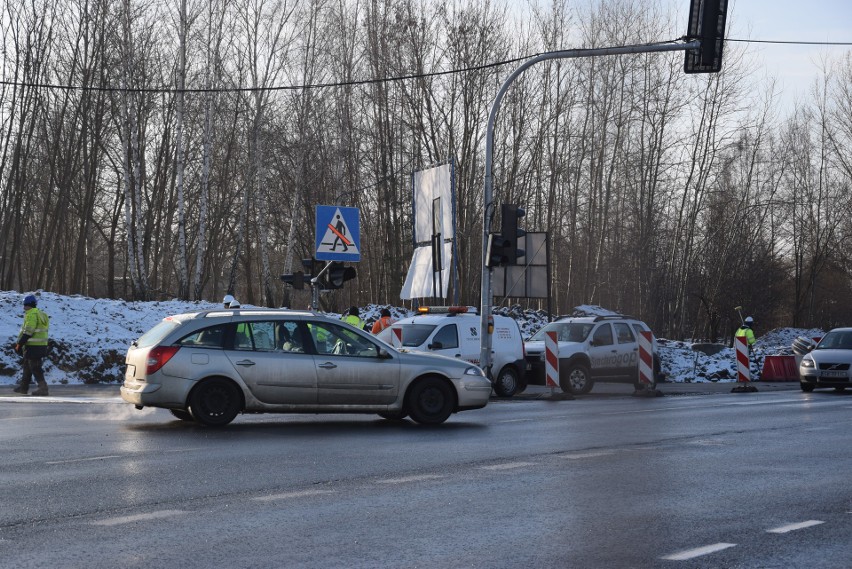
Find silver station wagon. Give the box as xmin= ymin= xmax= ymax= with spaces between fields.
xmin=121 ymin=309 xmax=492 ymax=426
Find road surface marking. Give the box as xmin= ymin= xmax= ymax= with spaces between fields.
xmin=253 ymin=489 xmax=335 ymax=502
xmin=376 ymin=474 xmax=444 ymax=484
xmin=557 ymin=451 xmax=614 ymax=459
xmin=767 ymin=520 xmax=824 ymax=533
xmin=499 ymin=418 xmax=534 ymax=423
xmin=92 ymin=510 xmax=188 ymax=526
xmin=47 ymin=455 xmax=123 ymax=465
xmin=481 ymin=461 xmax=535 ymax=471
xmin=661 ymin=543 xmax=736 ymax=561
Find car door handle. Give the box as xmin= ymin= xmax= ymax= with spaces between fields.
xmin=235 ymin=359 xmax=255 ymax=367
xmin=318 ymin=362 xmax=337 ymax=369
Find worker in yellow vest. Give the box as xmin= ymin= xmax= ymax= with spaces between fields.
xmin=13 ymin=294 xmax=50 ymax=396
xmin=735 ymin=316 xmax=756 ymax=353
xmin=341 ymin=306 xmax=365 ymax=330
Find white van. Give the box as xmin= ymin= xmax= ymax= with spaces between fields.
xmin=378 ymin=307 xmax=526 ymax=397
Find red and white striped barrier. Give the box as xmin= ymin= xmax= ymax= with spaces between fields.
xmin=545 ymin=331 xmax=559 ymax=388
xmin=391 ymin=327 xmax=402 ymax=348
xmin=638 ymin=331 xmax=654 ymax=386
xmin=735 ymin=335 xmax=750 ymax=383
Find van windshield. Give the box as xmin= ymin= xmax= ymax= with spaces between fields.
xmin=530 ymin=322 xmax=593 ymax=343
xmin=401 ymin=324 xmax=437 ymax=347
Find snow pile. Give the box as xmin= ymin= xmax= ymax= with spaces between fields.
xmin=0 ymin=291 xmax=820 ymax=386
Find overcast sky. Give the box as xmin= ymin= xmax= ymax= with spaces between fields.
xmin=707 ymin=0 xmax=851 ymax=109
xmin=510 ymin=0 xmax=851 ymax=111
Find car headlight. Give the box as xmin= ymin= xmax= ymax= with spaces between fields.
xmin=801 ymin=358 xmax=815 ymax=368
xmin=464 ymin=366 xmax=484 ymax=376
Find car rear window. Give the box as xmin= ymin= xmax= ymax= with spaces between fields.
xmin=400 ymin=324 xmax=437 ymax=347
xmin=135 ymin=319 xmax=182 ymax=348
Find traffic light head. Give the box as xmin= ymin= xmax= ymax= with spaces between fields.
xmin=486 ymin=233 xmax=512 ymax=268
xmin=500 ymin=203 xmax=526 ymax=265
xmin=326 ymin=263 xmax=357 ymax=289
xmin=684 ymin=0 xmax=728 ymax=73
xmin=280 ymin=271 xmax=306 ymax=290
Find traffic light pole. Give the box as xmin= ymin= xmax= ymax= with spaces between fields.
xmin=479 ymin=40 xmax=700 ymax=375
xmin=310 ymin=261 xmax=333 ymax=311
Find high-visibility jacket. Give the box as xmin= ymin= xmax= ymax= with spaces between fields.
xmin=735 ymin=325 xmax=756 ymax=346
xmin=342 ymin=314 xmax=365 ymax=329
xmin=19 ymin=307 xmax=49 ymax=347
xmin=371 ymin=316 xmax=395 ymax=335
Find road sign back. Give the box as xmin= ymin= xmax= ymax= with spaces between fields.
xmin=316 ymin=205 xmax=360 ymax=261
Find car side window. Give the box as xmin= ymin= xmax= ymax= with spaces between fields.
xmin=276 ymin=321 xmax=305 ymax=353
xmin=233 ymin=322 xmax=254 ymax=351
xmin=591 ymin=324 xmax=613 ymax=346
xmin=249 ymin=321 xmax=277 ymax=351
xmin=614 ymin=323 xmax=635 ymax=344
xmin=310 ymin=322 xmax=379 ymax=358
xmin=631 ymin=323 xmax=647 ymax=340
xmin=432 ymin=324 xmax=459 ymax=349
xmin=178 ymin=324 xmax=227 ymax=348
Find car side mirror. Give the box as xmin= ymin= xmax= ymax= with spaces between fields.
xmin=428 ymin=341 xmax=443 ymax=350
xmin=377 ymin=348 xmax=392 ymax=359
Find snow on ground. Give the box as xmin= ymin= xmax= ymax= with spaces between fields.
xmin=0 ymin=291 xmax=820 ymax=386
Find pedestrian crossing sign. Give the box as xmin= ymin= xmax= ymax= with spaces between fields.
xmin=315 ymin=205 xmax=360 ymax=261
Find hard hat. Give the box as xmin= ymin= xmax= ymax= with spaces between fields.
xmin=23 ymin=294 xmax=37 ymax=307
xmin=223 ymin=294 xmax=235 ymax=307
xmin=744 ymin=316 xmax=754 ymax=324
xmin=229 ymin=299 xmax=241 ymax=308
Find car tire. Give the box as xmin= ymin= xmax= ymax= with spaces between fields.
xmin=493 ymin=366 xmax=520 ymax=397
xmin=189 ymin=378 xmax=241 ymax=427
xmin=561 ymin=362 xmax=593 ymax=395
xmin=800 ymin=383 xmax=815 ymax=392
xmin=169 ymin=408 xmax=194 ymax=422
xmin=378 ymin=410 xmax=408 ymax=421
xmin=407 ymin=377 xmax=455 ymax=425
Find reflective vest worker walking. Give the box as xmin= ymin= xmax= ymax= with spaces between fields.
xmin=13 ymin=294 xmax=50 ymax=396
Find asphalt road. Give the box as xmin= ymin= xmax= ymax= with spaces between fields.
xmin=2 ymin=381 xmax=851 ymax=568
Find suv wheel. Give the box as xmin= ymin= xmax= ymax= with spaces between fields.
xmin=189 ymin=378 xmax=241 ymax=426
xmin=561 ymin=362 xmax=593 ymax=395
xmin=493 ymin=366 xmax=520 ymax=397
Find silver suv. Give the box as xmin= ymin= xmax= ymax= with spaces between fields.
xmin=799 ymin=327 xmax=852 ymax=392
xmin=524 ymin=315 xmax=658 ymax=395
xmin=120 ymin=309 xmax=492 ymax=426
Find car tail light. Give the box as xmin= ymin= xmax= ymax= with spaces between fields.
xmin=146 ymin=346 xmax=180 ymax=375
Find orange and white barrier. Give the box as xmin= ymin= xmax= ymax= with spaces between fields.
xmin=735 ymin=336 xmax=750 ymax=383
xmin=545 ymin=331 xmax=559 ymax=388
xmin=391 ymin=327 xmax=402 ymax=348
xmin=638 ymin=331 xmax=654 ymax=386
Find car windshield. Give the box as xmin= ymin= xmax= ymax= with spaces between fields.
xmin=816 ymin=330 xmax=852 ymax=350
xmin=530 ymin=322 xmax=593 ymax=343
xmin=400 ymin=324 xmax=437 ymax=347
